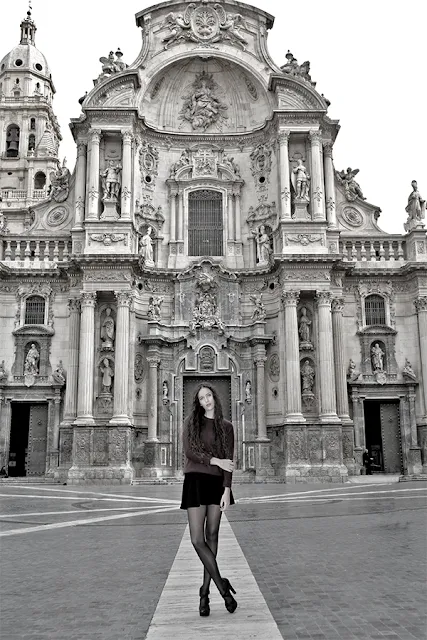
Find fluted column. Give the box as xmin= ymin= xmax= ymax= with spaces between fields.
xmin=254 ymin=353 xmax=268 ymax=440
xmin=323 ymin=142 xmax=336 ymax=227
xmin=75 ymin=292 xmax=96 ymax=424
xmin=120 ymin=130 xmax=132 ymax=219
xmin=316 ymin=291 xmax=339 ymax=421
xmin=227 ymin=191 xmax=234 ymax=240
xmin=147 ymin=355 xmax=160 ymax=441
xmin=309 ymin=130 xmax=325 ymax=220
xmin=111 ymin=291 xmax=133 ymax=425
xmin=52 ymin=397 xmax=61 ymax=450
xmin=234 ymin=191 xmax=241 ymax=241
xmin=169 ymin=188 xmax=177 ymax=241
xmin=282 ymin=290 xmax=304 ymax=422
xmin=279 ymin=129 xmax=291 ymax=220
xmin=63 ymin=298 xmax=81 ymax=423
xmin=415 ymin=296 xmax=427 ymax=418
xmin=177 ymin=190 xmax=184 ymax=242
xmin=87 ymin=129 xmax=101 ymax=219
xmin=332 ymin=298 xmax=350 ymax=421
xmin=73 ymin=141 xmax=87 ymax=229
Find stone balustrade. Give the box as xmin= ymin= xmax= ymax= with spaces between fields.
xmin=1 ymin=237 xmax=71 ymax=262
xmin=340 ymin=237 xmax=406 ymax=262
xmin=0 ymin=188 xmax=48 ymax=201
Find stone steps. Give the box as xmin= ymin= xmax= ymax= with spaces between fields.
xmin=0 ymin=477 xmax=61 ymax=484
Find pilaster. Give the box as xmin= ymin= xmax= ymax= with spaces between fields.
xmin=279 ymin=129 xmax=291 ymax=220
xmin=415 ymin=297 xmax=427 ymax=422
xmin=73 ymin=141 xmax=87 ymax=230
xmin=331 ymin=298 xmax=351 ymax=422
xmin=62 ymin=298 xmax=81 ymax=424
xmin=316 ymin=291 xmax=339 ymax=422
xmin=282 ymin=290 xmax=305 ymax=422
xmin=75 ymin=292 xmax=96 ymax=425
xmin=323 ymin=142 xmax=337 ymax=227
xmin=309 ymin=130 xmax=325 ymax=220
xmin=120 ymin=130 xmax=132 ymax=219
xmin=87 ymin=129 xmax=101 ymax=219
xmin=110 ymin=291 xmax=133 ymax=426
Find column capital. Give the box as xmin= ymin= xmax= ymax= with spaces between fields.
xmin=68 ymin=298 xmax=81 ymax=313
xmin=254 ymin=355 xmax=267 ymax=367
xmin=76 ymin=141 xmax=87 ymax=156
xmin=147 ymin=356 xmax=161 ymax=368
xmin=316 ymin=290 xmax=332 ymax=306
xmin=415 ymin=296 xmax=427 ymax=312
xmin=80 ymin=291 xmax=97 ymax=307
xmin=323 ymin=142 xmax=333 ymax=158
xmin=121 ymin=129 xmax=133 ymax=143
xmin=309 ymin=129 xmax=322 ymax=144
xmin=114 ymin=291 xmax=134 ymax=307
xmin=331 ymin=297 xmax=345 ymax=313
xmin=278 ymin=129 xmax=291 ymax=144
xmin=282 ymin=289 xmax=299 ymax=306
xmin=90 ymin=128 xmax=102 ymax=143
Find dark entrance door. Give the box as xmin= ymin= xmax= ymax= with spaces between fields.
xmin=364 ymin=401 xmax=402 ymax=473
xmin=8 ymin=403 xmax=48 ymax=477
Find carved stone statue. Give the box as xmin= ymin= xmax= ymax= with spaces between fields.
xmin=252 ymin=225 xmax=272 ymax=265
xmin=222 ymin=154 xmax=241 ymax=177
xmin=371 ymin=343 xmax=385 ymax=372
xmin=98 ymin=49 xmax=127 ymax=82
xmin=347 ymin=358 xmax=358 ymax=381
xmin=402 ymin=358 xmax=416 ymax=380
xmin=404 ymin=180 xmax=426 ymax=232
xmin=281 ymin=51 xmax=315 ymax=85
xmin=0 ymin=360 xmax=7 ymax=380
xmin=100 ymin=358 xmax=114 ymax=394
xmin=291 ymin=159 xmax=310 ymax=201
xmin=180 ymin=72 xmax=228 ymax=132
xmin=24 ymin=343 xmax=40 ymax=375
xmin=189 ymin=292 xmax=225 ymax=335
xmin=298 ymin=307 xmax=313 ymax=347
xmin=49 ymin=158 xmax=71 ymax=203
xmin=301 ymin=360 xmax=315 ymax=394
xmin=147 ymin=295 xmax=163 ymax=321
xmin=100 ymin=160 xmax=122 ymax=201
xmin=169 ymin=149 xmax=191 ymax=177
xmin=139 ymin=226 xmax=154 ymax=266
xmin=245 ymin=380 xmax=252 ymax=403
xmin=337 ymin=168 xmax=366 ymax=201
xmin=101 ymin=308 xmax=115 ymax=349
xmin=250 ymin=294 xmax=266 ymax=321
xmin=52 ymin=360 xmax=66 ymax=385
xmin=162 ymin=380 xmax=169 ymax=403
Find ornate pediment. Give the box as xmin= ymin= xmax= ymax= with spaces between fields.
xmin=85 ymin=74 xmax=139 ymax=108
xmin=169 ymin=147 xmax=242 ymax=183
xmin=246 ymin=201 xmax=278 ymax=231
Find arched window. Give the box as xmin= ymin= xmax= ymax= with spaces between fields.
xmin=30 ymin=117 xmax=36 ymax=130
xmin=24 ymin=296 xmax=46 ymax=324
xmin=28 ymin=134 xmax=36 ymax=152
xmin=34 ymin=171 xmax=46 ymax=189
xmin=365 ymin=295 xmax=386 ymax=326
xmin=6 ymin=124 xmax=20 ymax=157
xmin=188 ymin=190 xmax=223 ymax=257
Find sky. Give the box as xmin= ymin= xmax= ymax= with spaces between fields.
xmin=1 ymin=0 xmax=426 ymax=234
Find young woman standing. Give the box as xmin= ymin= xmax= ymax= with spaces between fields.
xmin=180 ymin=383 xmax=237 ymax=615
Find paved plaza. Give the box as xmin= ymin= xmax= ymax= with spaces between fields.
xmin=1 ymin=480 xmax=426 ymax=640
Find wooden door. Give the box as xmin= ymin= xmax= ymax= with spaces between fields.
xmin=380 ymin=403 xmax=402 ymax=474
xmin=27 ymin=404 xmax=48 ymax=476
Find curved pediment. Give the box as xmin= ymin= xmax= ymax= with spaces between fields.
xmin=140 ymin=57 xmax=274 ymax=134
xmin=270 ymin=76 xmax=328 ymax=112
xmin=84 ymin=72 xmax=139 ymax=109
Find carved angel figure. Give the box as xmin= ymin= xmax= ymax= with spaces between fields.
xmin=337 ymin=168 xmax=366 ymax=201
xmin=162 ymin=12 xmax=192 ymax=49
xmin=49 ymin=158 xmax=71 ymax=203
xmin=52 ymin=361 xmax=66 ymax=385
xmin=291 ymin=159 xmax=310 ymax=201
xmin=220 ymin=14 xmax=248 ymax=48
xmin=250 ymin=294 xmax=266 ymax=321
xmin=100 ymin=160 xmax=122 ymax=200
xmin=0 ymin=360 xmax=7 ymax=380
xmin=169 ymin=149 xmax=191 ymax=177
xmin=404 ymin=180 xmax=426 ymax=231
xmin=98 ymin=49 xmax=127 ymax=80
xmin=402 ymin=358 xmax=416 ymax=380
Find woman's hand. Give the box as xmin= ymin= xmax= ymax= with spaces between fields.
xmin=211 ymin=457 xmax=235 ymax=472
xmin=220 ymin=488 xmax=231 ymax=512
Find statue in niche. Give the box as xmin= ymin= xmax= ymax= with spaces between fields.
xmin=52 ymin=361 xmax=66 ymax=385
xmin=100 ymin=358 xmax=114 ymax=394
xmin=139 ymin=226 xmax=154 ymax=266
xmin=0 ymin=360 xmax=7 ymax=380
xmin=250 ymin=294 xmax=266 ymax=321
xmin=371 ymin=343 xmax=385 ymax=372
xmin=337 ymin=168 xmax=366 ymax=201
xmin=100 ymin=160 xmax=122 ymax=201
xmin=147 ymin=295 xmax=163 ymax=321
xmin=49 ymin=158 xmax=71 ymax=203
xmin=404 ymin=180 xmax=425 ymax=232
xmin=298 ymin=307 xmax=313 ymax=348
xmin=245 ymin=380 xmax=252 ymax=403
xmin=252 ymin=225 xmax=272 ymax=265
xmin=24 ymin=343 xmax=40 ymax=375
xmin=291 ymin=159 xmax=310 ymax=201
xmin=180 ymin=72 xmax=228 ymax=132
xmin=301 ymin=360 xmax=315 ymax=394
xmin=402 ymin=358 xmax=416 ymax=380
xmin=101 ymin=308 xmax=115 ymax=349
xmin=162 ymin=381 xmax=169 ymax=403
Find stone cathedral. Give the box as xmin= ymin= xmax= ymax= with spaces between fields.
xmin=0 ymin=3 xmax=426 ymax=484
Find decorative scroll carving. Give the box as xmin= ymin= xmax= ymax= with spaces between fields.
xmin=135 ymin=196 xmax=165 ymax=233
xmin=268 ymin=353 xmax=280 ymax=382
xmin=246 ymin=201 xmax=277 ymax=231
xmin=139 ymin=141 xmax=159 ymax=191
xmin=89 ymin=233 xmax=126 ymax=246
xmin=250 ymin=144 xmax=272 ymax=195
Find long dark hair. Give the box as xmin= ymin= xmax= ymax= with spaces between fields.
xmin=186 ymin=383 xmax=227 ymax=458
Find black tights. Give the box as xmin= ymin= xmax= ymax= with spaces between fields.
xmin=187 ymin=504 xmax=224 ymax=595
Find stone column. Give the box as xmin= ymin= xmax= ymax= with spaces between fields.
xmin=282 ymin=290 xmax=305 ymax=422
xmin=177 ymin=190 xmax=184 ymax=242
xmin=120 ymin=130 xmax=132 ymax=219
xmin=323 ymin=142 xmax=336 ymax=227
xmin=331 ymin=298 xmax=351 ymax=421
xmin=63 ymin=298 xmax=81 ymax=424
xmin=254 ymin=353 xmax=268 ymax=440
xmin=279 ymin=129 xmax=291 ymax=220
xmin=316 ymin=291 xmax=339 ymax=421
xmin=87 ymin=129 xmax=101 ymax=219
xmin=309 ymin=130 xmax=325 ymax=220
xmin=234 ymin=191 xmax=241 ymax=241
xmin=111 ymin=291 xmax=133 ymax=425
xmin=227 ymin=191 xmax=234 ymax=241
xmin=415 ymin=297 xmax=427 ymax=419
xmin=52 ymin=396 xmax=61 ymax=451
xmin=169 ymin=188 xmax=177 ymax=242
xmin=75 ymin=292 xmax=96 ymax=425
xmin=73 ymin=141 xmax=87 ymax=229
xmin=147 ymin=355 xmax=160 ymax=441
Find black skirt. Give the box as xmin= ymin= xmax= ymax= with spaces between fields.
xmin=180 ymin=472 xmax=235 ymax=510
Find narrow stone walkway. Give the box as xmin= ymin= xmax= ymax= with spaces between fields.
xmin=145 ymin=516 xmax=283 ymax=639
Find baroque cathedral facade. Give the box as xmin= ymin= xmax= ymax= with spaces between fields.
xmin=0 ymin=2 xmax=426 ymax=484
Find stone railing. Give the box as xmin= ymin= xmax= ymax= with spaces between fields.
xmin=340 ymin=236 xmax=407 ymax=262
xmin=1 ymin=189 xmax=48 ymax=200
xmin=1 ymin=237 xmax=71 ymax=262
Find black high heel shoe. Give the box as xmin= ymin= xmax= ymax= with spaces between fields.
xmin=199 ymin=586 xmax=210 ymax=617
xmin=221 ymin=578 xmax=237 ymax=613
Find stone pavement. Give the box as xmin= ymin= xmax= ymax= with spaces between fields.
xmin=0 ymin=481 xmax=426 ymax=640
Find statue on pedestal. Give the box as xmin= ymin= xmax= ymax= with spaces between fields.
xmin=101 ymin=308 xmax=115 ymax=349
xmin=252 ymin=224 xmax=272 ymax=266
xmin=291 ymin=159 xmax=310 ymax=201
xmin=347 ymin=358 xmax=359 ymax=381
xmin=404 ymin=180 xmax=426 ymax=232
xmin=139 ymin=226 xmax=154 ymax=266
xmin=245 ymin=380 xmax=252 ymax=403
xmin=100 ymin=358 xmax=114 ymax=394
xmin=24 ymin=343 xmax=40 ymax=375
xmin=371 ymin=343 xmax=385 ymax=372
xmin=298 ymin=307 xmax=313 ymax=349
xmin=402 ymin=358 xmax=416 ymax=381
xmin=100 ymin=160 xmax=122 ymax=201
xmin=301 ymin=360 xmax=315 ymax=395
xmin=52 ymin=361 xmax=66 ymax=385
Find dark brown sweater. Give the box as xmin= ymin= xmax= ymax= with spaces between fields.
xmin=182 ymin=417 xmax=234 ymax=488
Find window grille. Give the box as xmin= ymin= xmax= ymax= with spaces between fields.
xmin=25 ymin=296 xmax=45 ymax=324
xmin=188 ymin=190 xmax=223 ymax=257
xmin=365 ymin=295 xmax=386 ymax=325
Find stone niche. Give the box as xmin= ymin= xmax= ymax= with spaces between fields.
xmin=11 ymin=325 xmax=54 ymax=384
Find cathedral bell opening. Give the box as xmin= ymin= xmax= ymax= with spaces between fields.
xmin=8 ymin=403 xmax=48 ymax=477
xmin=364 ymin=401 xmax=403 ymax=474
